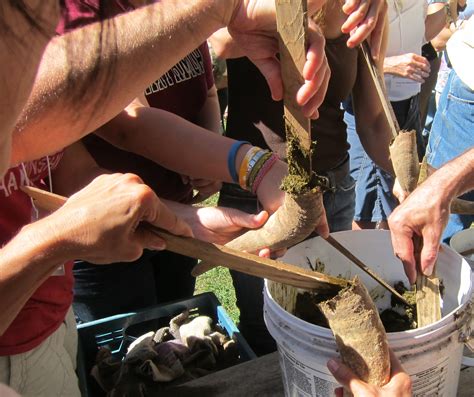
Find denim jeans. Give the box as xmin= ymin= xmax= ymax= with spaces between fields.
xmin=345 ymin=95 xmax=421 ymax=222
xmin=426 ymin=69 xmax=474 ymax=242
xmin=218 ymin=160 xmax=355 ymax=355
xmin=73 ymin=250 xmax=197 ymax=323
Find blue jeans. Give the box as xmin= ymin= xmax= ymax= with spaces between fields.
xmin=218 ymin=159 xmax=355 ymax=356
xmin=345 ymin=96 xmax=421 ymax=222
xmin=426 ymin=69 xmax=474 ymax=242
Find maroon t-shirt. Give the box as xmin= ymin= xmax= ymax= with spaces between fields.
xmin=57 ymin=0 xmax=214 ymax=202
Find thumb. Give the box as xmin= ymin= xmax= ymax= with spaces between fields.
xmin=147 ymin=199 xmax=193 ymax=238
xmin=135 ymin=227 xmax=167 ymax=252
xmin=327 ymin=359 xmax=370 ymax=395
xmin=315 ymin=207 xmax=330 ymax=239
xmin=228 ymin=209 xmax=269 ymax=230
xmin=254 ymin=57 xmax=283 ymax=101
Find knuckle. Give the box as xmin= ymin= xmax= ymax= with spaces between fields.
xmin=122 ymin=172 xmax=143 ymax=184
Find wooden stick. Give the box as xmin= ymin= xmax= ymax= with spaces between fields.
xmin=276 ymin=0 xmax=312 ymax=174
xmin=325 ymin=235 xmax=412 ymax=306
xmin=359 ymin=41 xmax=399 ymax=139
xmin=360 ymin=41 xmax=441 ymax=327
xmin=413 ymin=235 xmax=442 ymax=327
xmin=21 ymin=186 xmax=348 ymax=292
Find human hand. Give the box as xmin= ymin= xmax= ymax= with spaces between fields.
xmin=342 ymin=0 xmax=388 ymax=59
xmin=328 ymin=349 xmax=412 ymax=397
xmin=392 ymin=178 xmax=409 ymax=204
xmin=184 ymin=206 xmax=269 ymax=246
xmin=49 ymin=173 xmax=192 ymax=264
xmin=227 ymin=0 xmax=329 ymax=118
xmin=388 ymin=180 xmax=450 ymax=284
xmin=181 ymin=175 xmax=222 ymax=204
xmin=384 ymin=54 xmax=431 ymax=83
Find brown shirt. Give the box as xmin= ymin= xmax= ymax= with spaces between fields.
xmin=225 ymin=34 xmax=358 ymax=173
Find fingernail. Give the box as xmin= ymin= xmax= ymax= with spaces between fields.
xmin=327 ymin=359 xmax=340 ymax=373
xmin=423 ymin=263 xmax=434 ymax=277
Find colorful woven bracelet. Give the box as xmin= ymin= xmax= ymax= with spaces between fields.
xmin=243 ymin=149 xmax=269 ymax=189
xmin=238 ymin=146 xmax=261 ymax=189
xmin=227 ymin=141 xmax=250 ymax=183
xmin=251 ymin=153 xmax=279 ymax=195
xmin=246 ymin=151 xmax=272 ymax=190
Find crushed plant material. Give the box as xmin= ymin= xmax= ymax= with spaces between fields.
xmin=295 ymin=280 xmax=419 ymax=332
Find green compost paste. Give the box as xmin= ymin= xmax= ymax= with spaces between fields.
xmin=296 ymin=280 xmax=419 ymax=332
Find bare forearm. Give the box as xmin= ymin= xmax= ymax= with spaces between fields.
xmin=425 ymin=5 xmax=447 ymax=42
xmin=12 ymin=0 xmax=234 ymax=165
xmin=195 ymin=86 xmax=222 ymax=133
xmin=0 ymin=220 xmax=70 ymax=335
xmin=429 ymin=148 xmax=474 ymax=204
xmin=97 ymin=107 xmax=247 ymax=182
xmin=357 ymin=121 xmax=394 ymax=174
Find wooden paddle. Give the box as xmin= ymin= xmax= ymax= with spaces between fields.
xmin=360 ymin=41 xmax=442 ymax=327
xmin=21 ymin=185 xmax=348 ymax=292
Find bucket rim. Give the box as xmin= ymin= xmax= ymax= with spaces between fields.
xmin=263 ymin=264 xmax=473 ymax=338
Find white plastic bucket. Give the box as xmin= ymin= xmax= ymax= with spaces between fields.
xmin=264 ymin=230 xmax=473 ymax=397
xmin=450 ymin=228 xmax=474 ymax=268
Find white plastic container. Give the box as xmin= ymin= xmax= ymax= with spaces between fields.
xmin=450 ymin=228 xmax=474 ymax=268
xmin=264 ymin=230 xmax=473 ymax=397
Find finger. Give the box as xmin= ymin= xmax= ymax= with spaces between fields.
xmin=342 ymin=0 xmax=362 ymax=16
xmin=346 ymin=6 xmax=379 ymax=48
xmin=389 ymin=221 xmax=417 ymax=284
xmin=146 ymin=197 xmax=194 ymax=238
xmin=388 ymin=349 xmax=404 ymax=375
xmin=238 ymin=210 xmax=269 ymax=229
xmin=327 ymin=358 xmax=370 ymax=394
xmin=409 ymin=73 xmax=425 ymax=83
xmin=299 ymin=64 xmax=330 ymax=115
xmin=258 ymin=248 xmax=271 ymax=258
xmin=136 ymin=228 xmax=167 ymax=251
xmin=387 ymin=349 xmax=413 ymax=392
xmin=420 ymin=231 xmax=441 ymax=276
xmin=271 ymin=248 xmax=287 ymax=258
xmin=368 ymin=3 xmax=386 ymax=59
xmin=254 ymin=57 xmax=283 ymax=101
xmin=342 ymin=0 xmax=372 ymax=34
xmin=309 ymin=109 xmax=319 ymax=120
xmin=315 ymin=207 xmax=330 ymax=239
xmin=302 ymin=22 xmax=326 ymax=82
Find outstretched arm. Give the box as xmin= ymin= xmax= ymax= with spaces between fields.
xmin=388 ymin=148 xmax=474 ymax=283
xmin=11 ymin=0 xmax=328 ymax=165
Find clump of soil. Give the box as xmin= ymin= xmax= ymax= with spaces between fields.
xmin=295 ymin=281 xmax=418 ymax=332
xmin=380 ymin=281 xmax=417 ymax=332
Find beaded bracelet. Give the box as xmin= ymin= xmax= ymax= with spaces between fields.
xmin=238 ymin=146 xmax=261 ymax=189
xmin=251 ymin=153 xmax=279 ymax=195
xmin=227 ymin=141 xmax=250 ymax=183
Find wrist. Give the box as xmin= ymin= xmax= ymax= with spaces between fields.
xmin=15 ymin=217 xmax=71 ymax=272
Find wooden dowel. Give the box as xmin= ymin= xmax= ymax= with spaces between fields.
xmin=324 ymin=235 xmax=412 ymax=307
xmin=21 ymin=185 xmax=348 ymax=292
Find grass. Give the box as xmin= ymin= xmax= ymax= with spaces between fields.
xmin=193 ymin=192 xmax=240 ymax=324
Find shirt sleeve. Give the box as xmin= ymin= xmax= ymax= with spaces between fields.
xmin=56 ymin=0 xmax=132 ymax=35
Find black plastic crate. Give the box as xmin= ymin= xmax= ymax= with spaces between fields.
xmin=77 ymin=292 xmax=256 ymax=396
